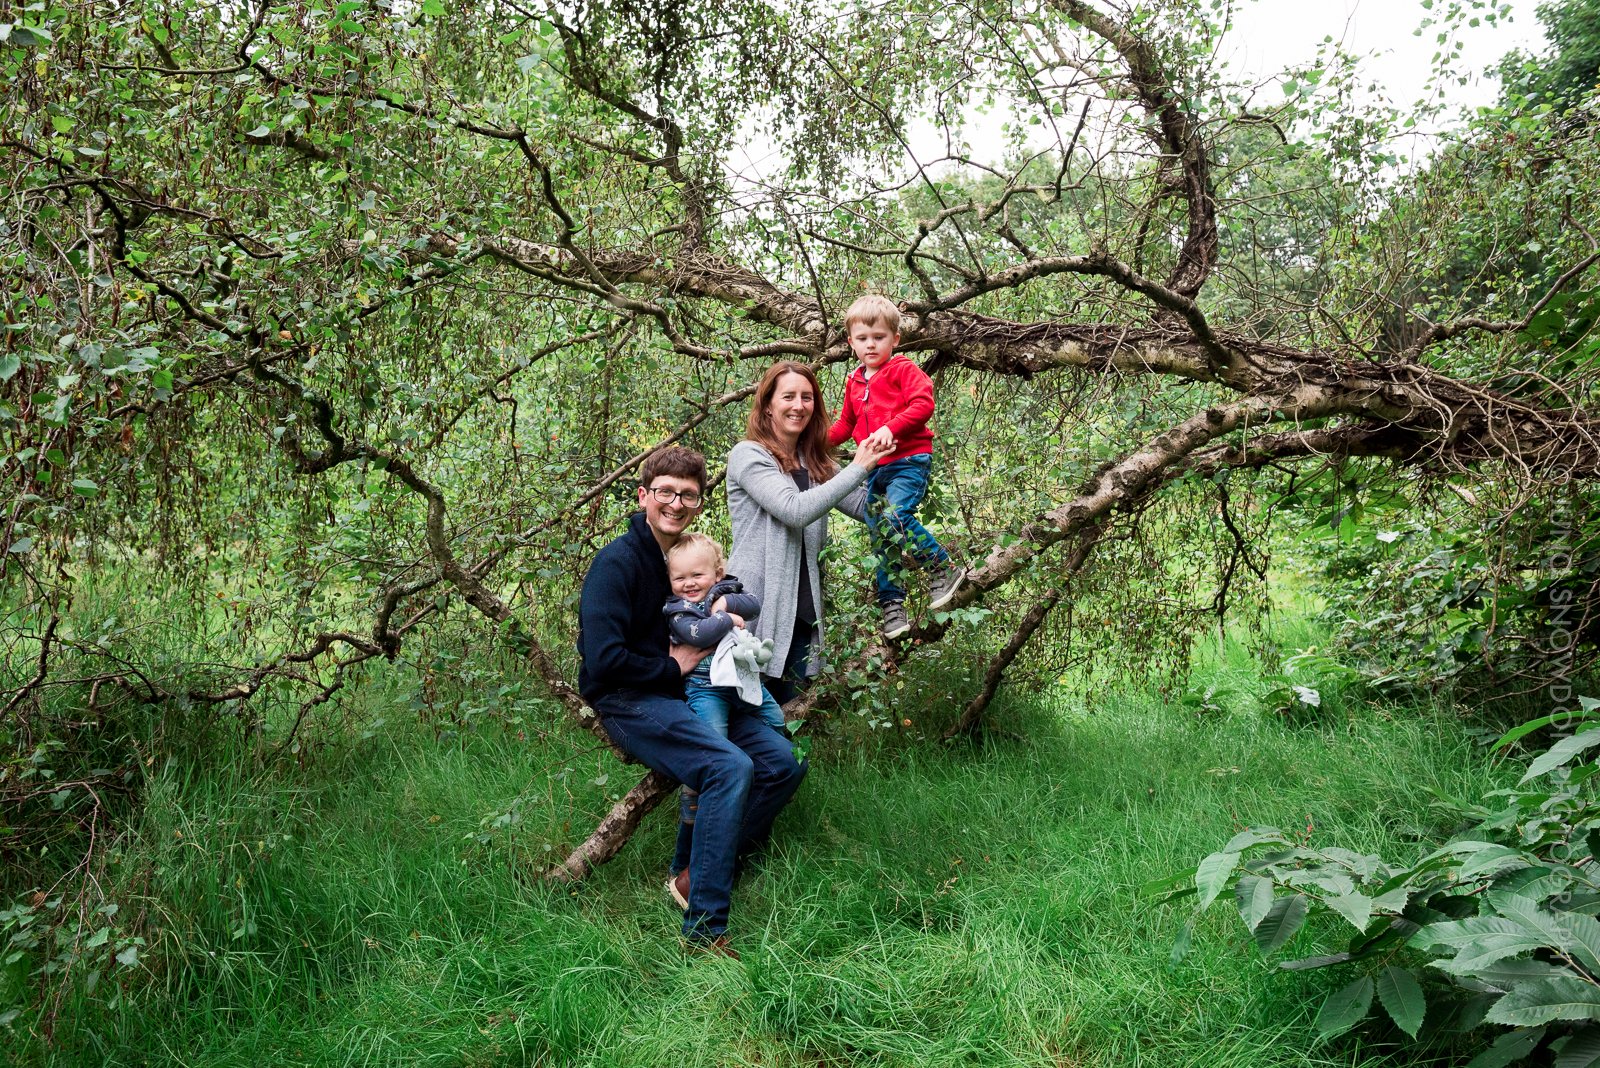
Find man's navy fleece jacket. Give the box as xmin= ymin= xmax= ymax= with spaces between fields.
xmin=577 ymin=510 xmax=684 ymax=704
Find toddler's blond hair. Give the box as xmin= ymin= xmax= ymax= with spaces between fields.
xmin=843 ymin=294 xmax=900 ymax=334
xmin=666 ymin=531 xmax=726 ymax=571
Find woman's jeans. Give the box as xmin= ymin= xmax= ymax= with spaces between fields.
xmin=866 ymin=453 xmax=949 ymax=605
xmin=763 ymin=628 xmax=813 ymax=706
xmin=595 ymin=688 xmax=806 ymax=940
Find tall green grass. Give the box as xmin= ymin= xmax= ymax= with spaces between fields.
xmin=12 ymin=632 xmax=1507 ymax=1068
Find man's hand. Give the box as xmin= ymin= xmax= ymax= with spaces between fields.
xmin=671 ymin=643 xmax=714 ymax=675
xmin=710 ymin=595 xmax=728 ymax=614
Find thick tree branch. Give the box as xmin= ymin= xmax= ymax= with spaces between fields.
xmin=545 ymin=770 xmax=676 ymax=882
xmin=1047 ymin=0 xmax=1219 ymax=300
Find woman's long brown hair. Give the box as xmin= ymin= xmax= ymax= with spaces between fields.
xmin=744 ymin=361 xmax=839 ymax=480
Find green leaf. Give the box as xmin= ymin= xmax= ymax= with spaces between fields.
xmin=85 ymin=926 xmax=111 ymax=949
xmin=1478 ymin=958 xmax=1573 ymax=983
xmin=1195 ymin=850 xmax=1239 ymax=910
xmin=1222 ymin=828 xmax=1288 ymax=853
xmin=1467 ymin=1027 xmax=1545 ymax=1068
xmin=1255 ymin=894 xmax=1310 ymax=955
xmin=1492 ymin=894 xmax=1568 ymax=944
xmin=1436 ymin=932 xmax=1556 ymax=975
xmin=1458 ymin=844 xmax=1531 ymax=881
xmin=1372 ymin=885 xmax=1411 ymax=914
xmin=0 ymin=354 xmax=18 ymax=381
xmin=1522 ymin=730 xmax=1600 ymax=784
xmin=6 ymin=537 xmax=31 ymax=554
xmin=1556 ymin=1026 xmax=1600 ymax=1068
xmin=10 ymin=24 xmax=51 ymax=46
xmin=1377 ymin=966 xmax=1426 ymax=1039
xmin=1142 ymin=869 xmax=1194 ymax=899
xmin=1314 ymin=975 xmax=1374 ymax=1038
xmin=1416 ymin=914 xmax=1541 ymax=951
xmin=71 ymin=478 xmax=99 ymax=497
xmin=115 ymin=945 xmax=139 ymax=967
xmin=1564 ymin=912 xmax=1600 ymax=974
xmin=1279 ymin=951 xmax=1353 ymax=971
xmin=1327 ymin=893 xmax=1373 ymax=933
xmin=1235 ymin=874 xmax=1274 ymax=932
xmin=1169 ymin=917 xmax=1193 ymax=965
xmin=1485 ymin=977 xmax=1600 ymax=1026
xmin=1496 ymin=711 xmax=1596 ymax=750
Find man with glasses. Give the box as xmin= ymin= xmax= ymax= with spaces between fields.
xmin=577 ymin=446 xmax=807 ymax=958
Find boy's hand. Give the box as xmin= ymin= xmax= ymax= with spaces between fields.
xmin=864 ymin=426 xmax=895 ymax=450
xmin=726 ymin=613 xmax=746 ymax=629
xmin=853 ymin=434 xmax=896 ymax=468
xmin=671 ymin=644 xmax=714 ymax=675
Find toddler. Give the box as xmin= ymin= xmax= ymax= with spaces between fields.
xmin=663 ymin=532 xmax=786 ymax=735
xmin=662 ymin=533 xmax=788 ymax=906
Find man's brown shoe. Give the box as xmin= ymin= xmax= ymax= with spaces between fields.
xmin=686 ymin=935 xmax=739 ymax=960
xmin=666 ymin=868 xmax=690 ymax=910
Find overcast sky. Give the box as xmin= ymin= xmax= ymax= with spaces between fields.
xmin=1224 ymin=0 xmax=1545 ymax=113
xmin=731 ymin=0 xmax=1552 ymax=184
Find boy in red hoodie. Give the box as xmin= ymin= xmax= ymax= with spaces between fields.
xmin=827 ymin=295 xmax=965 ymax=639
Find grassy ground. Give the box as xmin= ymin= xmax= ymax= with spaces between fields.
xmin=11 ymin=631 xmax=1508 ymax=1067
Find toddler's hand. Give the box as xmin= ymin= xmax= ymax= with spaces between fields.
xmin=853 ymin=435 xmax=895 ymax=468
xmin=865 ymin=426 xmax=895 ymax=450
xmin=726 ymin=613 xmax=746 ymax=629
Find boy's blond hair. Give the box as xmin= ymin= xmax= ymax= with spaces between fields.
xmin=843 ymin=294 xmax=900 ymax=334
xmin=666 ymin=531 xmax=726 ymax=571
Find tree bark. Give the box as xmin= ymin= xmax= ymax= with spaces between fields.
xmin=545 ymin=770 xmax=676 ymax=882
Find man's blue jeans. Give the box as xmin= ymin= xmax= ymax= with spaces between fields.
xmin=866 ymin=453 xmax=950 ymax=605
xmin=594 ymin=688 xmax=807 ymax=940
xmin=671 ymin=672 xmax=791 ymax=876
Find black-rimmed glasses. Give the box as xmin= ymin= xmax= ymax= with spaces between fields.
xmin=648 ymin=487 xmax=703 ymax=508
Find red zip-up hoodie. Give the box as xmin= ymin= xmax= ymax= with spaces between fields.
xmin=826 ymin=354 xmax=935 ymax=463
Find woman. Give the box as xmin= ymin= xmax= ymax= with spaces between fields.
xmin=726 ymin=361 xmax=895 ymax=704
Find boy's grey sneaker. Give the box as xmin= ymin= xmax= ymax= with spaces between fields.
xmin=928 ymin=565 xmax=966 ymax=612
xmin=881 ymin=600 xmax=911 ymax=640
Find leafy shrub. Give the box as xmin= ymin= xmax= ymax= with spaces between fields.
xmin=1310 ymin=510 xmax=1599 ymax=700
xmin=1164 ymin=696 xmax=1600 ymax=1065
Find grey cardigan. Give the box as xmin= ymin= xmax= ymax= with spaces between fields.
xmin=725 ymin=440 xmax=869 ymax=681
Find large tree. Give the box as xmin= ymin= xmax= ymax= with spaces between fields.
xmin=5 ymin=0 xmax=1599 ymax=876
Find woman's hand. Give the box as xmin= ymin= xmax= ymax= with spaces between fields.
xmin=853 ymin=434 xmax=896 ymax=468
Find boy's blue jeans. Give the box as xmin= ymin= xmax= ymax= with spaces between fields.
xmin=866 ymin=453 xmax=950 ymax=605
xmin=594 ymin=688 xmax=806 ymax=941
xmin=684 ymin=670 xmax=787 ymax=736
xmin=671 ymin=670 xmax=789 ymax=875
